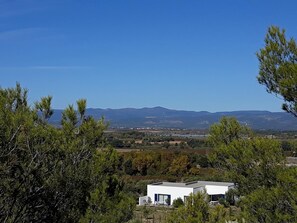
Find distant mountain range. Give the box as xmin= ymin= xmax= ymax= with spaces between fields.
xmin=49 ymin=107 xmax=297 ymax=131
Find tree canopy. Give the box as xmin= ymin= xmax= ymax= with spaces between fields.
xmin=208 ymin=116 xmax=297 ymax=222
xmin=257 ymin=26 xmax=297 ymax=117
xmin=241 ymin=167 xmax=297 ymax=223
xmin=208 ymin=116 xmax=251 ymax=147
xmin=210 ymin=137 xmax=284 ymax=195
xmin=0 ymin=84 xmax=135 ymax=223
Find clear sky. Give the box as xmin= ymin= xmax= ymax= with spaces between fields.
xmin=1 ymin=0 xmax=297 ymax=112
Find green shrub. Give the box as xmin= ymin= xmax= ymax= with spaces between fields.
xmin=172 ymin=197 xmax=184 ymax=208
xmin=218 ymin=198 xmax=230 ymax=207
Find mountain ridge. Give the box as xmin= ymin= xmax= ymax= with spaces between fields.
xmin=48 ymin=107 xmax=297 ymax=130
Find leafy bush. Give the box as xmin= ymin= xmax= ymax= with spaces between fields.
xmin=172 ymin=198 xmax=184 ymax=208
xmin=218 ymin=198 xmax=229 ymax=207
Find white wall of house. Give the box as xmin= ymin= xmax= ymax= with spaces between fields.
xmin=143 ymin=182 xmax=235 ymax=206
xmin=204 ymin=185 xmax=231 ymax=195
xmin=147 ymin=185 xmax=193 ymax=205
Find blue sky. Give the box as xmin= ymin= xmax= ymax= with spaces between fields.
xmin=1 ymin=0 xmax=297 ymax=112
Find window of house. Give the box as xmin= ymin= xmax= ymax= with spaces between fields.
xmin=209 ymin=194 xmax=224 ymax=201
xmin=154 ymin=194 xmax=171 ymax=205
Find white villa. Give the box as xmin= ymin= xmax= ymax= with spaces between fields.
xmin=139 ymin=181 xmax=234 ymax=206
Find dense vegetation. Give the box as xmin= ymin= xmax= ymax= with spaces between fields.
xmin=0 ymin=84 xmax=134 ymax=223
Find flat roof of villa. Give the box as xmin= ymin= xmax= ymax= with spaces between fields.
xmin=150 ymin=181 xmax=234 ymax=188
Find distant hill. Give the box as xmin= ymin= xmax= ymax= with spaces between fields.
xmin=49 ymin=107 xmax=297 ymax=130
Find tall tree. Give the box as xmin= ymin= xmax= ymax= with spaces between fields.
xmin=257 ymin=26 xmax=297 ymax=117
xmin=208 ymin=116 xmax=251 ymax=147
